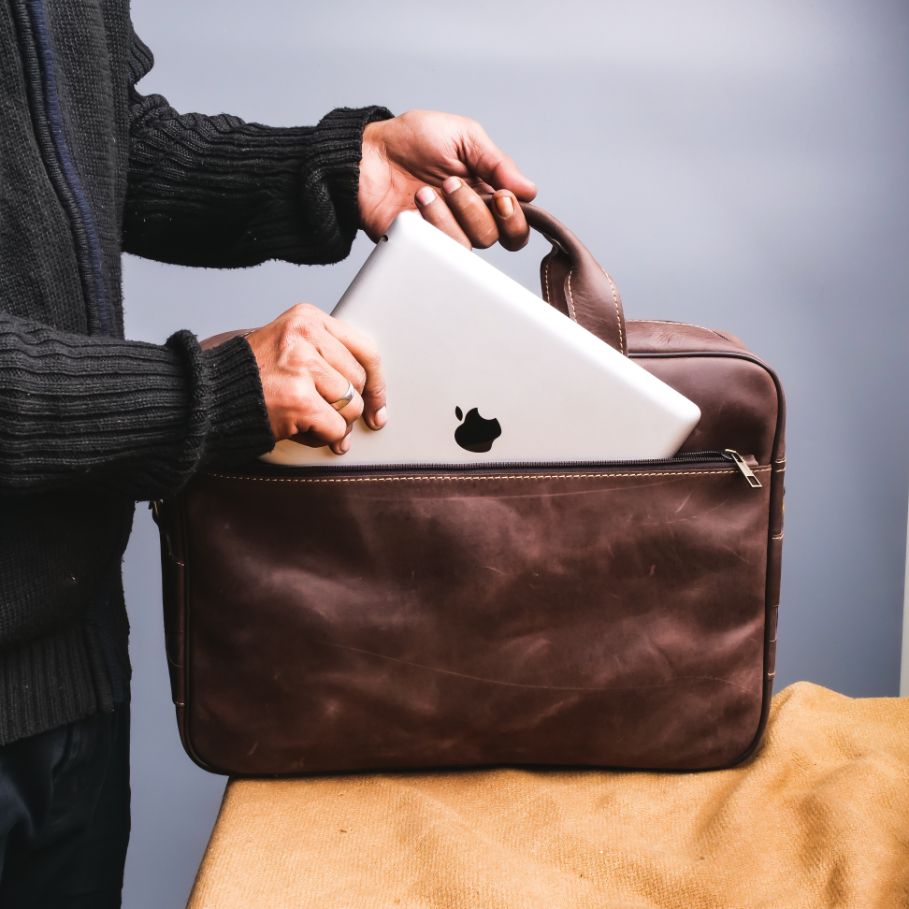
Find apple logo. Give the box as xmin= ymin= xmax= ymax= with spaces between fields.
xmin=454 ymin=406 xmax=502 ymax=453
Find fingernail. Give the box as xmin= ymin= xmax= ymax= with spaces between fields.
xmin=494 ymin=194 xmax=514 ymax=218
xmin=442 ymin=176 xmax=462 ymax=195
xmin=416 ymin=186 xmax=436 ymax=206
xmin=371 ymin=405 xmax=387 ymax=429
xmin=338 ymin=436 xmax=351 ymax=453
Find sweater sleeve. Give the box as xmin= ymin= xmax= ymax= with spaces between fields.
xmin=122 ymin=30 xmax=394 ymax=268
xmin=0 ymin=312 xmax=276 ymax=500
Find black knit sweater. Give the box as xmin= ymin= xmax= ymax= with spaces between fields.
xmin=0 ymin=0 xmax=392 ymax=744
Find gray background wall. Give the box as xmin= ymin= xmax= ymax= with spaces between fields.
xmin=121 ymin=2 xmax=909 ymax=906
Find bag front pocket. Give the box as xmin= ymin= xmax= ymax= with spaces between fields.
xmin=177 ymin=451 xmax=773 ymax=775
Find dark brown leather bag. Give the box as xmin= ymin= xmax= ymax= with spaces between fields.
xmin=152 ymin=203 xmax=785 ymax=776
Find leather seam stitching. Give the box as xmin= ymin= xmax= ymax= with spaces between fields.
xmin=601 ymin=267 xmax=625 ymax=354
xmin=564 ymin=267 xmax=578 ymax=321
xmin=542 ymin=255 xmax=552 ymax=305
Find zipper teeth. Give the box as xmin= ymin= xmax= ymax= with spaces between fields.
xmin=254 ymin=450 xmax=737 ymax=477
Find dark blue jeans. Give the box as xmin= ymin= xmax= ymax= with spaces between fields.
xmin=0 ymin=704 xmax=130 ymax=908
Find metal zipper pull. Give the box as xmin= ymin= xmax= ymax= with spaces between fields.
xmin=723 ymin=449 xmax=762 ymax=488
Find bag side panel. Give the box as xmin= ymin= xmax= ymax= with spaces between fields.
xmin=627 ymin=321 xmax=786 ymax=764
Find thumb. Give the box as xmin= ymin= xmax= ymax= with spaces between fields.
xmin=464 ymin=128 xmax=537 ymax=201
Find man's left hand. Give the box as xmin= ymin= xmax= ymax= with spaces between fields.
xmin=358 ymin=110 xmax=537 ymax=251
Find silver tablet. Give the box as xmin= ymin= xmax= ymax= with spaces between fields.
xmin=260 ymin=211 xmax=700 ymax=467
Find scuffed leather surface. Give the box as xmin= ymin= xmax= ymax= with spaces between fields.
xmin=173 ymin=459 xmax=772 ymax=775
xmin=626 ymin=319 xmax=749 ymax=353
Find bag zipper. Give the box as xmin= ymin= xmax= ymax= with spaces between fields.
xmin=248 ymin=449 xmax=763 ymax=488
xmin=149 ymin=449 xmax=761 ymax=525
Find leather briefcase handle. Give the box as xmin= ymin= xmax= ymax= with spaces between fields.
xmin=514 ymin=200 xmax=627 ymax=355
xmin=202 ymin=202 xmax=627 ymax=355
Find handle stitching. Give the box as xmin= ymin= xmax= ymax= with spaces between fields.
xmin=554 ymin=255 xmax=626 ymax=356
xmin=528 ymin=211 xmax=625 ymax=352
xmin=542 ymin=255 xmax=552 ymax=305
xmin=564 ymin=268 xmax=579 ymax=321
xmin=601 ymin=267 xmax=625 ymax=355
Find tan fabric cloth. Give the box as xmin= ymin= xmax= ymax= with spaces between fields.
xmin=188 ymin=682 xmax=909 ymax=909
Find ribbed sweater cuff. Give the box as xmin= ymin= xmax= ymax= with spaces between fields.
xmin=297 ymin=105 xmax=395 ymax=260
xmin=199 ymin=335 xmax=275 ymax=468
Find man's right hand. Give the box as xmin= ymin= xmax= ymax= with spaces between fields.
xmin=244 ymin=303 xmax=387 ymax=456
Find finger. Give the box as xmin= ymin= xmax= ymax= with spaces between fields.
xmin=289 ymin=422 xmax=352 ymax=456
xmin=440 ymin=177 xmax=500 ymax=249
xmin=286 ymin=373 xmax=351 ymax=451
xmin=489 ymin=189 xmax=529 ymax=252
xmin=314 ymin=367 xmax=365 ymax=454
xmin=315 ymin=367 xmax=365 ymax=424
xmin=464 ymin=126 xmax=537 ymax=201
xmin=321 ymin=318 xmax=388 ymax=431
xmin=309 ymin=333 xmax=370 ymax=452
xmin=470 ymin=178 xmax=497 ymax=196
xmin=287 ymin=312 xmax=366 ymax=433
xmin=415 ymin=185 xmax=472 ymax=249
xmin=311 ymin=328 xmax=368 ymax=396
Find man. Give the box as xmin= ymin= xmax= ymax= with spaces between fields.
xmin=0 ymin=3 xmax=536 ymax=906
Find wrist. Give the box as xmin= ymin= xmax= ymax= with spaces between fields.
xmin=357 ymin=118 xmax=394 ymax=240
